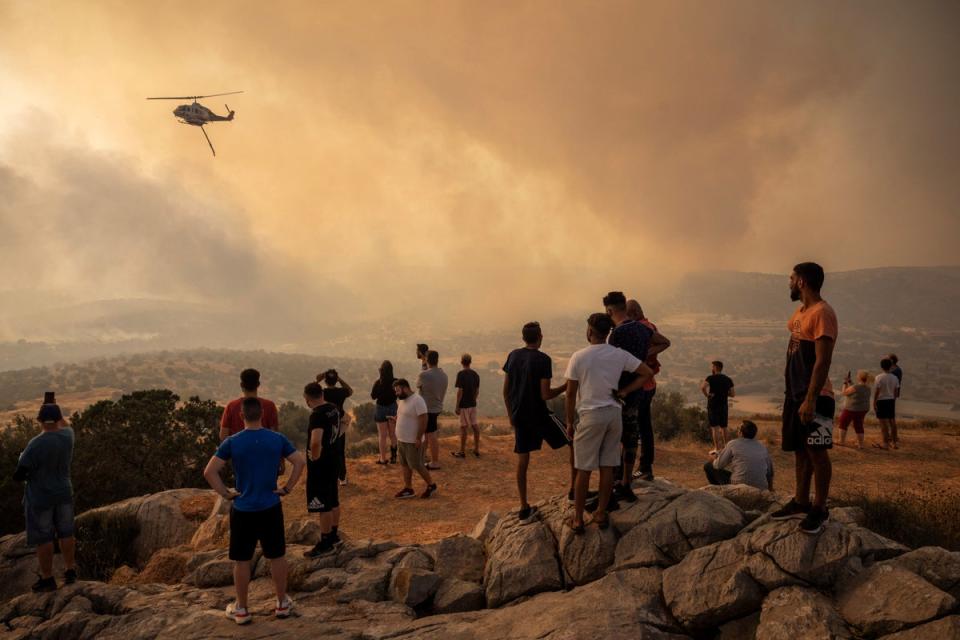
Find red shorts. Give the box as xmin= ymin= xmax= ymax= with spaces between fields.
xmin=838 ymin=409 xmax=867 ymax=434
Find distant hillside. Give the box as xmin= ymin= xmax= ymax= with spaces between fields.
xmin=668 ymin=266 xmax=960 ymax=329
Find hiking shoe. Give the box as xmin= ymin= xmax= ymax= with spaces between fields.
xmin=339 ymin=478 xmax=348 ymax=486
xmin=275 ymin=595 xmax=294 ymax=618
xmin=31 ymin=577 xmax=56 ymax=593
xmin=394 ymin=487 xmax=416 ymax=499
xmin=771 ymin=499 xmax=811 ymax=520
xmin=225 ymin=602 xmax=252 ymax=625
xmin=799 ymin=507 xmax=830 ymax=534
xmin=518 ymin=505 xmax=539 ymax=524
xmin=63 ymin=569 xmax=77 ymax=585
xmin=421 ymin=483 xmax=437 ymax=499
xmin=304 ymin=537 xmax=337 ymax=558
xmin=613 ymin=483 xmax=638 ymax=503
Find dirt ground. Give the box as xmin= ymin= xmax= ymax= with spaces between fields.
xmin=279 ymin=416 xmax=960 ymax=545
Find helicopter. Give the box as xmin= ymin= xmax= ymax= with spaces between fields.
xmin=146 ymin=91 xmax=243 ymax=156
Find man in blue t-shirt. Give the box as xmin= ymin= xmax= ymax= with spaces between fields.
xmin=13 ymin=399 xmax=77 ymax=593
xmin=204 ymin=397 xmax=306 ymax=625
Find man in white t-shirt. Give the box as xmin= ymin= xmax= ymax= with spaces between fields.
xmin=873 ymin=358 xmax=901 ymax=450
xmin=564 ymin=313 xmax=653 ymax=533
xmin=391 ymin=379 xmax=437 ymax=499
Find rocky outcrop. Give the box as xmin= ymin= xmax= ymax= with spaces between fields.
xmin=482 ymin=514 xmax=563 ymax=607
xmin=757 ymin=586 xmax=852 ymax=639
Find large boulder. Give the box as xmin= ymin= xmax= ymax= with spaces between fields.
xmin=188 ymin=495 xmax=231 ymax=549
xmin=429 ymin=534 xmax=486 ymax=583
xmin=745 ymin=519 xmax=863 ymax=589
xmin=700 ymin=484 xmax=782 ymax=514
xmin=0 ymin=533 xmax=68 ymax=603
xmin=335 ymin=558 xmax=393 ymax=603
xmin=614 ymin=490 xmax=747 ymax=571
xmin=882 ymin=546 xmax=960 ymax=599
xmin=483 ymin=515 xmax=563 ymax=607
xmin=608 ymin=483 xmax=685 ymax=536
xmin=836 ymin=563 xmax=958 ymax=637
xmin=877 ymin=615 xmax=960 ymax=639
xmin=390 ymin=567 xmax=442 ymax=608
xmin=432 ymin=578 xmax=486 ymax=614
xmin=756 ymin=586 xmax=852 ymax=639
xmin=558 ymin=520 xmax=618 ymax=585
xmin=470 ymin=511 xmax=501 ymax=545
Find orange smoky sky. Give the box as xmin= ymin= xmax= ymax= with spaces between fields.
xmin=0 ymin=0 xmax=957 ymax=331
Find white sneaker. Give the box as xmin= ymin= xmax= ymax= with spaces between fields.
xmin=708 ymin=449 xmax=718 ymax=456
xmin=339 ymin=478 xmax=348 ymax=486
xmin=275 ymin=594 xmax=294 ymax=618
xmin=225 ymin=602 xmax=251 ymax=625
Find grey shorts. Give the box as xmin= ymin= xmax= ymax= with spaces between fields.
xmin=25 ymin=500 xmax=75 ymax=546
xmin=573 ymin=405 xmax=623 ymax=471
xmin=397 ymin=441 xmax=427 ymax=472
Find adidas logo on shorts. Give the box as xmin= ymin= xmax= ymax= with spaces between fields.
xmin=806 ymin=414 xmax=834 ymax=447
xmin=308 ymin=498 xmax=325 ymax=511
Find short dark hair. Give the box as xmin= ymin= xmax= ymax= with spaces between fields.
xmin=241 ymin=397 xmax=263 ymax=422
xmin=793 ymin=262 xmax=825 ymax=292
xmin=522 ymin=321 xmax=542 ymax=344
xmin=240 ymin=368 xmax=261 ymax=391
xmin=320 ymin=369 xmax=338 ymax=385
xmin=712 ymin=360 xmax=724 ymax=371
xmin=427 ymin=350 xmax=439 ymax=366
xmin=461 ymin=353 xmax=472 ymax=366
xmin=416 ymin=343 xmax=429 ymax=356
xmin=393 ymin=378 xmax=411 ymax=390
xmin=888 ymin=353 xmax=899 ymax=364
xmin=587 ymin=313 xmax=614 ymax=338
xmin=740 ymin=420 xmax=758 ymax=439
xmin=303 ymin=382 xmax=324 ymax=399
xmin=603 ymin=291 xmax=627 ymax=311
xmin=880 ymin=358 xmax=892 ymax=371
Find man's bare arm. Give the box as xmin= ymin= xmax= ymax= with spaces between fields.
xmin=541 ymin=378 xmax=565 ymax=401
xmin=800 ymin=336 xmax=835 ymax=423
xmin=416 ymin=413 xmax=428 ymax=444
xmin=280 ymin=451 xmax=306 ymax=493
xmin=203 ymin=456 xmax=235 ymax=500
xmin=564 ymin=380 xmax=578 ymax=439
xmin=647 ymin=331 xmax=671 ymax=357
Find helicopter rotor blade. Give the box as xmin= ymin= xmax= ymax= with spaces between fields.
xmin=200 ymin=126 xmax=216 ymax=157
xmin=146 ymin=91 xmax=243 ymax=100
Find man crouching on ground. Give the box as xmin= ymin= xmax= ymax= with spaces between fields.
xmin=204 ymin=397 xmax=306 ymax=625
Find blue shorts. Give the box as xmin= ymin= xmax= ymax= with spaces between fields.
xmin=25 ymin=501 xmax=75 ymax=545
xmin=375 ymin=402 xmax=398 ymax=422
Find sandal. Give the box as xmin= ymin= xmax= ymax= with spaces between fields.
xmin=592 ymin=513 xmax=610 ymax=530
xmin=375 ymin=459 xmax=389 ymax=465
xmin=564 ymin=516 xmax=585 ymax=535
xmin=451 ymin=451 xmax=466 ymax=458
xmin=871 ymin=442 xmax=888 ymax=450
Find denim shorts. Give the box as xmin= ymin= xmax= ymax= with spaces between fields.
xmin=375 ymin=402 xmax=398 ymax=422
xmin=25 ymin=500 xmax=75 ymax=545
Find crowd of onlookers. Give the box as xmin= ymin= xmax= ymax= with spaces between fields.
xmin=11 ymin=261 xmax=914 ymax=624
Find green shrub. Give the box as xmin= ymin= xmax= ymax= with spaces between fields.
xmin=74 ymin=509 xmax=141 ymax=581
xmin=346 ymin=437 xmax=379 ymax=458
xmin=651 ymin=391 xmax=711 ymax=443
xmin=352 ymin=402 xmax=378 ymax=437
xmin=0 ymin=415 xmax=40 ymax=535
xmin=278 ymin=401 xmax=310 ymax=448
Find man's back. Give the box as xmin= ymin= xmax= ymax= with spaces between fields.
xmin=418 ymin=369 xmax=448 ymax=413
xmin=875 ymin=372 xmax=899 ymax=400
xmin=215 ymin=429 xmax=294 ymax=512
xmin=19 ymin=428 xmax=74 ymax=508
xmin=609 ymin=320 xmax=653 ymax=399
xmin=564 ymin=344 xmax=641 ymax=411
xmin=715 ymin=438 xmax=772 ymax=490
xmin=503 ymin=348 xmax=552 ymax=421
xmin=706 ymin=374 xmax=734 ymax=405
xmin=455 ymin=369 xmax=481 ymax=408
xmin=221 ymin=398 xmax=279 ymax=437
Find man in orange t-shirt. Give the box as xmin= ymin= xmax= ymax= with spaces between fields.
xmin=771 ymin=262 xmax=838 ymax=535
xmin=220 ymin=368 xmax=280 ymax=440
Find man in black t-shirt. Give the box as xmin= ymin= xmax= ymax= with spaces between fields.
xmin=320 ymin=370 xmax=353 ymax=486
xmin=701 ymin=361 xmax=736 ymax=454
xmin=454 ymin=353 xmax=482 ymax=458
xmin=502 ymin=322 xmax=567 ymax=524
xmin=303 ymin=382 xmax=343 ymax=557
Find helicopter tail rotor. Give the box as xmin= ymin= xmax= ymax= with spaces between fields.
xmin=225 ymin=105 xmax=235 ymax=121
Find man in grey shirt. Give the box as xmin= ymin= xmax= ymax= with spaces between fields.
xmin=417 ymin=350 xmax=448 ymax=469
xmin=703 ymin=421 xmax=773 ymax=491
xmin=13 ymin=400 xmax=78 ymax=592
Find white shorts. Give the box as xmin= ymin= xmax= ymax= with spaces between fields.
xmin=458 ymin=407 xmax=479 ymax=427
xmin=573 ymin=405 xmax=622 ymax=471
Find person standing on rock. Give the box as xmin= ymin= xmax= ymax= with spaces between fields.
xmin=563 ymin=314 xmax=652 ymax=533
xmin=453 ymin=353 xmax=482 ymax=458
xmin=626 ymin=299 xmax=668 ymax=480
xmin=203 ymin=397 xmax=306 ymax=625
xmin=13 ymin=398 xmax=77 ymax=592
xmin=417 ymin=350 xmax=448 ymax=470
xmin=392 ymin=379 xmax=438 ymax=498
xmin=701 ymin=361 xmax=735 ymax=455
xmin=703 ymin=420 xmax=774 ymax=491
xmin=502 ymin=321 xmax=567 ymax=524
xmin=303 ymin=382 xmax=344 ymax=557
xmin=319 ymin=369 xmax=353 ymax=486
xmin=771 ymin=262 xmax=838 ymax=534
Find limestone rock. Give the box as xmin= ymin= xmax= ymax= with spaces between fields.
xmin=396 ymin=548 xmax=435 ymax=571
xmin=745 ymin=519 xmax=862 ymax=589
xmin=558 ymin=520 xmax=618 ymax=585
xmin=188 ymin=494 xmax=231 ymax=549
xmin=608 ymin=483 xmax=684 ymax=536
xmin=849 ymin=526 xmax=909 ymax=561
xmin=285 ymin=518 xmax=324 ymax=546
xmin=431 ymin=534 xmax=485 ymax=583
xmin=0 ymin=533 xmax=68 ymax=603
xmin=470 ymin=511 xmax=501 ymax=544
xmin=756 ymin=586 xmax=852 ymax=639
xmin=483 ymin=515 xmax=563 ymax=607
xmin=700 ymin=484 xmax=782 ymax=513
xmin=432 ymin=578 xmax=486 ymax=614
xmin=877 ymin=615 xmax=960 ymax=639
xmin=882 ymin=546 xmax=960 ymax=599
xmin=390 ymin=567 xmax=442 ymax=608
xmin=836 ymin=563 xmax=958 ymax=636
xmin=830 ymin=506 xmax=866 ymax=526
xmin=336 ymin=558 xmax=392 ymax=603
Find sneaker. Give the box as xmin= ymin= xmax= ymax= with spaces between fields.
xmin=394 ymin=487 xmax=416 ymax=499
xmin=613 ymin=483 xmax=638 ymax=503
xmin=421 ymin=483 xmax=437 ymax=499
xmin=225 ymin=602 xmax=252 ymax=625
xmin=425 ymin=463 xmax=441 ymax=470
xmin=632 ymin=468 xmax=645 ymax=479
xmin=799 ymin=507 xmax=830 ymax=534
xmin=31 ymin=576 xmax=56 ymax=593
xmin=770 ymin=499 xmax=811 ymax=520
xmin=451 ymin=451 xmax=466 ymax=458
xmin=708 ymin=449 xmax=718 ymax=456
xmin=518 ymin=505 xmax=539 ymax=524
xmin=375 ymin=459 xmax=389 ymax=465
xmin=638 ymin=472 xmax=655 ymax=482
xmin=339 ymin=478 xmax=348 ymax=486
xmin=275 ymin=594 xmax=294 ymax=618
xmin=304 ymin=536 xmax=337 ymax=558
xmin=63 ymin=569 xmax=77 ymax=585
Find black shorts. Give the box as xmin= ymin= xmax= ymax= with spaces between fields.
xmin=426 ymin=413 xmax=440 ymax=434
xmin=307 ymin=465 xmax=339 ymax=513
xmin=229 ymin=502 xmax=285 ymax=561
xmin=512 ymin=413 xmax=544 ymax=454
xmin=782 ymin=395 xmax=835 ymax=452
xmin=876 ymin=399 xmax=896 ymax=420
xmin=708 ymin=403 xmax=728 ymax=428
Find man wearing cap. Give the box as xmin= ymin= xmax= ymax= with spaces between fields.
xmin=13 ymin=396 xmax=78 ymax=592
